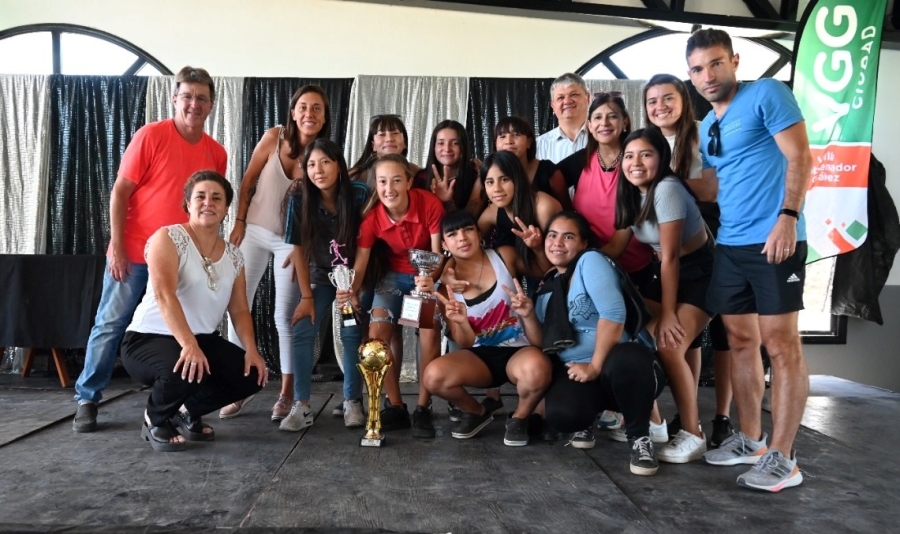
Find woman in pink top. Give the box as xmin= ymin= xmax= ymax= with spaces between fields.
xmin=221 ymin=85 xmax=332 ymax=421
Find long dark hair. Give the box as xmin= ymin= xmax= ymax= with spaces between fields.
xmin=425 ymin=120 xmax=477 ymax=210
xmin=584 ymin=93 xmax=632 ymax=170
xmin=295 ymin=139 xmax=358 ymax=264
xmin=441 ymin=209 xmax=479 ymax=237
xmin=482 ymin=151 xmax=538 ymax=266
xmin=349 ymin=114 xmax=410 ymax=179
xmin=643 ymin=74 xmax=699 ymax=185
xmin=284 ymin=85 xmax=331 ymax=160
xmin=614 ymin=129 xmax=675 ymax=229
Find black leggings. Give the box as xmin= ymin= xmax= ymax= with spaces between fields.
xmin=545 ymin=343 xmax=666 ymax=440
xmin=121 ymin=331 xmax=263 ymax=426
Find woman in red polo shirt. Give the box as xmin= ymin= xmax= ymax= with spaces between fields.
xmin=343 ymin=153 xmax=446 ymax=439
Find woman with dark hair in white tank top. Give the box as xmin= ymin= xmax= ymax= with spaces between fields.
xmin=221 ymin=85 xmax=332 ymax=421
xmin=423 ymin=210 xmax=551 ymax=447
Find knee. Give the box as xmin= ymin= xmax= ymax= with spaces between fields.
xmin=421 ymin=363 xmax=447 ymax=394
xmin=512 ymin=357 xmax=551 ymax=391
xmin=762 ymin=333 xmax=802 ymax=363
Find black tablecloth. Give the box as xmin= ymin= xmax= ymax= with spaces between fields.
xmin=0 ymin=254 xmax=105 ymax=348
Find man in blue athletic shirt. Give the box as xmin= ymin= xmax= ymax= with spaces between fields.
xmin=687 ymin=28 xmax=813 ymax=492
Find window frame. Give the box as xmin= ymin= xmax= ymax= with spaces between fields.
xmin=0 ymin=23 xmax=171 ymax=76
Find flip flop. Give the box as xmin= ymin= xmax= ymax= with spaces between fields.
xmin=172 ymin=412 xmax=215 ymax=442
xmin=141 ymin=421 xmax=187 ymax=452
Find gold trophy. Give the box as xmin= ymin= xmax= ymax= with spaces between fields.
xmin=327 ymin=240 xmax=357 ymax=327
xmin=397 ymin=249 xmax=443 ymax=329
xmin=358 ymin=338 xmax=393 ymax=447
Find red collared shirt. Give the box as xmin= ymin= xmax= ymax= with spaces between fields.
xmin=358 ymin=188 xmax=445 ymax=274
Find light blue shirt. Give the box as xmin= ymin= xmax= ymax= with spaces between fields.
xmin=536 ymin=124 xmax=589 ymax=164
xmin=700 ymin=79 xmax=806 ymax=245
xmin=536 ymin=251 xmax=651 ymax=364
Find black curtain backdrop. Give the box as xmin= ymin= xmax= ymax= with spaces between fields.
xmin=466 ymin=78 xmax=555 ymax=161
xmin=239 ymin=77 xmax=354 ymax=373
xmin=47 ymin=76 xmax=148 ymax=255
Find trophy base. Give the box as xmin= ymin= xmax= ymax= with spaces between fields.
xmin=360 ymin=436 xmax=385 ymax=447
xmin=397 ymin=294 xmax=436 ymax=329
xmin=341 ymin=317 xmax=358 ymax=327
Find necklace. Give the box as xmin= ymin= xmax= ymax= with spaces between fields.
xmin=189 ymin=226 xmax=219 ymax=291
xmin=597 ymin=149 xmax=622 ymax=172
xmin=469 ymin=251 xmax=487 ymax=291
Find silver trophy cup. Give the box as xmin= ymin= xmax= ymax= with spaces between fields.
xmin=398 ymin=249 xmax=443 ymax=329
xmin=328 ymin=264 xmax=357 ymax=327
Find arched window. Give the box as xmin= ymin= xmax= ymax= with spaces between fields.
xmin=578 ymin=29 xmax=792 ymax=81
xmin=0 ymin=24 xmax=170 ymax=76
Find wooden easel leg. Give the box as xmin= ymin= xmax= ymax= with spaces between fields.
xmin=21 ymin=348 xmax=36 ymax=378
xmin=51 ymin=348 xmax=73 ymax=388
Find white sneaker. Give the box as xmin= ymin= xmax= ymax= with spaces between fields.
xmin=657 ymin=429 xmax=707 ymax=463
xmin=609 ymin=419 xmax=668 ymax=443
xmin=343 ymin=399 xmax=365 ymax=428
xmin=279 ymin=402 xmax=313 ymax=432
xmin=597 ymin=410 xmax=624 ymax=430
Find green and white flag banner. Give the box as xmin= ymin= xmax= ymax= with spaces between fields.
xmin=793 ymin=0 xmax=888 ymax=263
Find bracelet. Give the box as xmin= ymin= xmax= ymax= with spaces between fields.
xmin=779 ymin=208 xmax=799 ymax=219
xmin=236 ymin=218 xmax=246 ymax=223
xmin=300 ymin=296 xmax=313 ymax=300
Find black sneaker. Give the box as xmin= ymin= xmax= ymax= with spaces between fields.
xmin=73 ymin=402 xmax=98 ymax=433
xmin=379 ymin=403 xmax=410 ymax=431
xmin=447 ymin=402 xmax=463 ymax=423
xmin=668 ymin=413 xmax=682 ymax=439
xmin=451 ymin=410 xmax=493 ymax=439
xmin=411 ymin=405 xmax=435 ymax=438
xmin=629 ymin=436 xmax=658 ymax=476
xmin=481 ymin=396 xmax=504 ymax=415
xmin=504 ymin=416 xmax=529 ymax=447
xmin=709 ymin=414 xmax=735 ymax=449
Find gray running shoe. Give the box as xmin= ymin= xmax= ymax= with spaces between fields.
xmin=736 ymin=449 xmax=803 ymax=492
xmin=703 ymin=431 xmax=768 ymax=466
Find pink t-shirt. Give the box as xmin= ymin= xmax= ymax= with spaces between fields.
xmin=358 ymin=188 xmax=445 ymax=274
xmin=572 ymin=154 xmax=652 ymax=273
xmin=116 ymin=119 xmax=227 ymax=264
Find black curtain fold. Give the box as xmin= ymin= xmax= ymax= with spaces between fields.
xmin=47 ymin=75 xmax=148 ymax=255
xmin=465 ymin=78 xmax=555 ymax=161
xmin=239 ymin=77 xmax=354 ymax=373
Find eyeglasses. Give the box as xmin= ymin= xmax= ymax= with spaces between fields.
xmin=371 ymin=114 xmax=401 ymax=124
xmin=593 ymin=91 xmax=624 ymax=101
xmin=707 ymin=120 xmax=720 ymax=157
xmin=178 ymin=93 xmax=211 ymax=105
xmin=201 ymin=256 xmax=218 ymax=291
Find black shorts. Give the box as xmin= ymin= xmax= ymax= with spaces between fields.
xmin=643 ymin=240 xmax=714 ymax=316
xmin=627 ymin=262 xmax=656 ymax=296
xmin=466 ymin=345 xmax=520 ymax=388
xmin=707 ymin=242 xmax=806 ymax=316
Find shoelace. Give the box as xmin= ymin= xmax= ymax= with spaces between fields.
xmin=634 ymin=437 xmax=653 ymax=460
xmin=752 ymin=451 xmax=781 ymax=473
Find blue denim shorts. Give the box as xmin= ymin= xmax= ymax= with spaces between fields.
xmin=371 ymin=270 xmax=417 ymax=323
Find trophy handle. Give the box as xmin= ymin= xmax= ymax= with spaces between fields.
xmin=327 ymin=272 xmax=337 ymax=286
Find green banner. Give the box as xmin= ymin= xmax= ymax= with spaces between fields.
xmin=793 ymin=0 xmax=887 ymax=262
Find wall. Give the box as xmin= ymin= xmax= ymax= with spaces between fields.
xmin=1 ymin=0 xmax=644 ymax=78
xmin=2 ymin=0 xmax=899 ymax=390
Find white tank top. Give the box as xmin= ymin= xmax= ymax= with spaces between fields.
xmin=128 ymin=225 xmax=244 ymax=335
xmin=452 ymin=249 xmax=530 ymax=348
xmin=246 ymin=126 xmax=294 ymax=235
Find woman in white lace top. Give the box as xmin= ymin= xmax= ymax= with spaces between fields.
xmin=121 ymin=170 xmax=269 ymax=452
